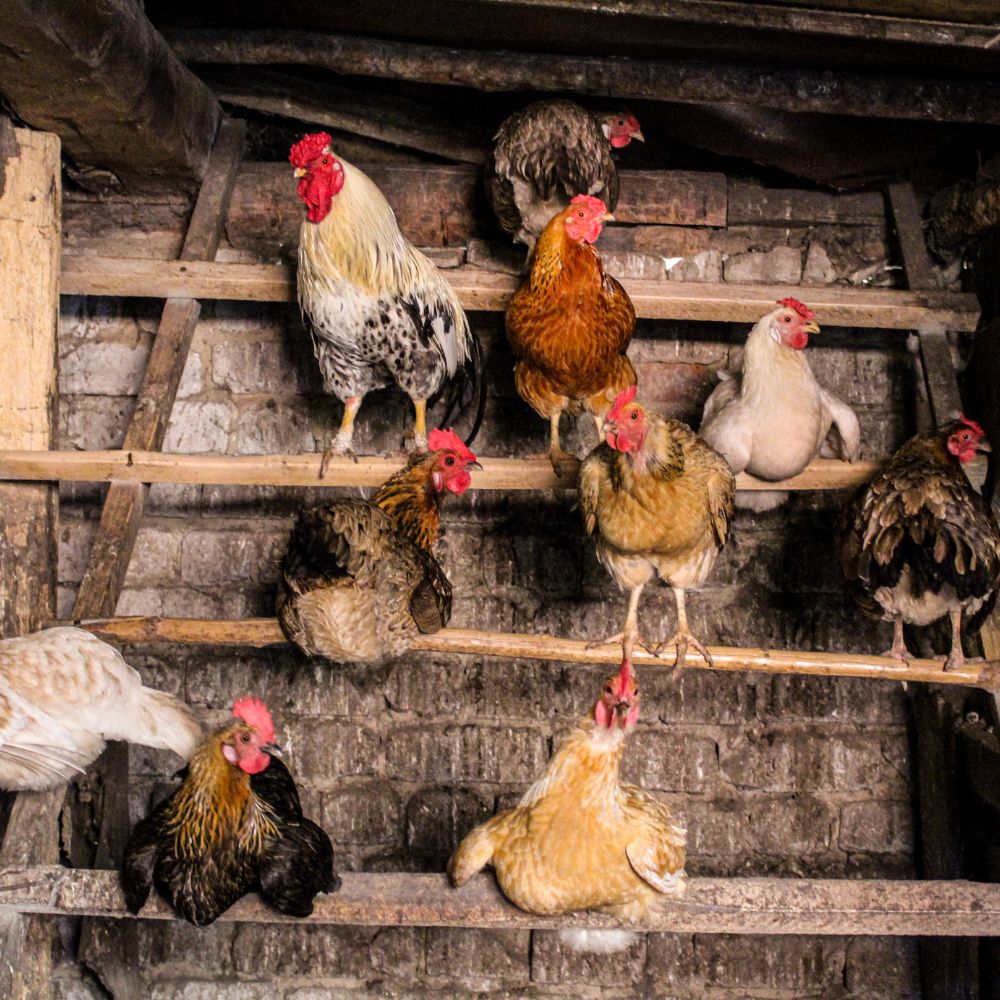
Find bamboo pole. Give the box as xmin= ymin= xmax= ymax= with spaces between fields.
xmin=3 ymin=866 xmax=1000 ymax=936
xmin=67 ymin=617 xmax=994 ymax=688
xmin=0 ymin=450 xmax=881 ymax=492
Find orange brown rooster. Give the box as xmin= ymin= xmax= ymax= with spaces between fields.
xmin=579 ymin=386 xmax=735 ymax=673
xmin=505 ymin=194 xmax=636 ymax=469
xmin=121 ymin=697 xmax=338 ymax=926
xmin=276 ymin=429 xmax=479 ymax=663
xmin=448 ymin=658 xmax=685 ymax=952
xmin=838 ymin=416 xmax=1000 ymax=670
xmin=290 ymin=131 xmax=483 ymax=470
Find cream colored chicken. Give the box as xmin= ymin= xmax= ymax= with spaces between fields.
xmin=0 ymin=627 xmax=200 ymax=790
xmin=699 ymin=298 xmax=860 ymax=511
xmin=448 ymin=659 xmax=685 ymax=952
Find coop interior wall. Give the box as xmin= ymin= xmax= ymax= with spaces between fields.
xmin=52 ymin=187 xmax=924 ymax=998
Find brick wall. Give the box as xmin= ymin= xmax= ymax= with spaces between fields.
xmin=54 ymin=189 xmax=922 ymax=998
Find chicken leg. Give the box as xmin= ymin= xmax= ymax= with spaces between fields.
xmin=588 ymin=584 xmax=658 ymax=661
xmin=409 ymin=398 xmax=429 ymax=452
xmin=944 ymin=606 xmax=965 ymax=671
xmin=320 ymin=395 xmax=362 ymax=478
xmin=661 ymin=587 xmax=713 ymax=673
xmin=883 ymin=618 xmax=912 ymax=662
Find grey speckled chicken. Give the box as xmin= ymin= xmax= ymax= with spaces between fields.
xmin=485 ymin=100 xmax=643 ymax=251
xmin=276 ymin=430 xmax=479 ymax=664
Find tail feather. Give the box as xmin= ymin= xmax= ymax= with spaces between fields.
xmin=735 ymin=488 xmax=788 ymax=512
xmin=116 ymin=688 xmax=202 ymax=761
xmin=438 ymin=328 xmax=486 ymax=447
xmin=558 ymin=929 xmax=639 ymax=953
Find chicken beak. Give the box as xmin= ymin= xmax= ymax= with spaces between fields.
xmin=264 ymin=742 xmax=283 ymax=758
xmin=467 ymin=460 xmax=483 ymax=471
xmin=601 ymin=212 xmax=616 ymax=223
xmin=631 ymin=130 xmax=645 ymax=143
xmin=293 ymin=167 xmax=307 ymax=178
xmin=978 ymin=440 xmax=992 ymax=453
xmin=803 ymin=321 xmax=821 ymax=335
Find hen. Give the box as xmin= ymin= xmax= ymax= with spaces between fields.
xmin=290 ymin=131 xmax=483 ymax=470
xmin=699 ymin=298 xmax=860 ymax=512
xmin=0 ymin=627 xmax=199 ymax=791
xmin=121 ymin=697 xmax=339 ymax=926
xmin=448 ymin=658 xmax=685 ymax=953
xmin=580 ymin=387 xmax=735 ymax=672
xmin=838 ymin=416 xmax=1000 ymax=670
xmin=277 ymin=428 xmax=479 ymax=663
xmin=506 ymin=194 xmax=636 ymax=468
xmin=486 ymin=99 xmax=643 ymax=251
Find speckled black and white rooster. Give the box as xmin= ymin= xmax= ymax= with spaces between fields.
xmin=290 ymin=131 xmax=483 ymax=473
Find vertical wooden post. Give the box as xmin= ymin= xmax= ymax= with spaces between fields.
xmin=0 ymin=125 xmax=61 ymax=1000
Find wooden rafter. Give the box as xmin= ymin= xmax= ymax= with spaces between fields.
xmin=66 ymin=618 xmax=997 ymax=690
xmin=3 ymin=866 xmax=1000 ymax=936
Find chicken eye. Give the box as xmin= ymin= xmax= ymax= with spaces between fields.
xmin=240 ymin=733 xmax=250 ymax=743
xmin=604 ymin=685 xmax=613 ymax=694
xmin=445 ymin=456 xmax=455 ymax=466
xmin=322 ymin=157 xmax=329 ymax=164
xmin=630 ymin=411 xmax=639 ymax=420
xmin=578 ymin=211 xmax=585 ymax=217
xmin=617 ymin=118 xmax=625 ymax=126
xmin=782 ymin=315 xmax=791 ymax=322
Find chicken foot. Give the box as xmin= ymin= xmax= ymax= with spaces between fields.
xmin=547 ymin=412 xmax=577 ymax=479
xmin=406 ymin=398 xmax=429 ymax=452
xmin=660 ymin=587 xmax=714 ymax=674
xmin=320 ymin=395 xmax=362 ymax=478
xmin=882 ymin=618 xmax=912 ymax=662
xmin=944 ymin=606 xmax=966 ymax=672
xmin=587 ymin=584 xmax=659 ymax=661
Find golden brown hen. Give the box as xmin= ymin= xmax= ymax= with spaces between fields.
xmin=276 ymin=429 xmax=479 ymax=663
xmin=838 ymin=416 xmax=1000 ymax=670
xmin=448 ymin=658 xmax=685 ymax=952
xmin=579 ymin=387 xmax=735 ymax=672
xmin=505 ymin=194 xmax=636 ymax=469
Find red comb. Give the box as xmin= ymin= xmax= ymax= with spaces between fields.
xmin=959 ymin=414 xmax=986 ymax=437
xmin=618 ymin=657 xmax=632 ymax=691
xmin=570 ymin=194 xmax=608 ymax=214
xmin=607 ymin=385 xmax=639 ymax=423
xmin=232 ymin=697 xmax=275 ymax=744
xmin=289 ymin=132 xmax=332 ymax=169
xmin=428 ymin=427 xmax=477 ymax=464
xmin=776 ymin=297 xmax=814 ymax=321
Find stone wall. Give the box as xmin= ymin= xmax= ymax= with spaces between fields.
xmin=54 ymin=179 xmax=923 ymax=998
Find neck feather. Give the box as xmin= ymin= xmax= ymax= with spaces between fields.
xmin=372 ymin=460 xmax=442 ymax=550
xmin=742 ymin=319 xmax=812 ymax=402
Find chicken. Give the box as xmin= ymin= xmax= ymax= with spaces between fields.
xmin=121 ymin=697 xmax=339 ymax=926
xmin=276 ymin=428 xmax=479 ymax=663
xmin=838 ymin=416 xmax=1000 ymax=671
xmin=506 ymin=194 xmax=637 ymax=469
xmin=579 ymin=386 xmax=735 ymax=672
xmin=0 ymin=627 xmax=199 ymax=791
xmin=289 ymin=131 xmax=483 ymax=471
xmin=448 ymin=658 xmax=685 ymax=952
xmin=486 ymin=99 xmax=643 ymax=251
xmin=699 ymin=298 xmax=860 ymax=512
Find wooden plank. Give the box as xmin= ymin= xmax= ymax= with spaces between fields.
xmin=888 ymin=182 xmax=939 ymax=292
xmin=2 ymin=866 xmax=1000 ymax=935
xmin=0 ymin=126 xmax=61 ymax=1000
xmin=65 ymin=617 xmax=993 ymax=688
xmin=0 ymin=450 xmax=880 ymax=493
xmin=165 ymin=28 xmax=1000 ymax=125
xmin=614 ymin=170 xmax=726 ymax=227
xmin=729 ymin=183 xmax=884 ymax=226
xmin=58 ymin=256 xmax=980 ymax=330
xmin=0 ymin=1 xmax=219 ymax=191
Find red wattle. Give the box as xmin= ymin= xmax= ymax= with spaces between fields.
xmin=609 ymin=135 xmax=630 ymax=149
xmin=239 ymin=751 xmax=272 ymax=775
xmin=446 ymin=470 xmax=472 ymax=494
xmin=787 ymin=330 xmax=808 ymax=350
xmin=594 ymin=701 xmax=612 ymax=728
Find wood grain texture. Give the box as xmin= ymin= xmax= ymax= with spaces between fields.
xmin=59 ymin=257 xmax=980 ymax=330
xmin=1 ymin=866 xmax=999 ymax=935
xmin=0 ymin=450 xmax=881 ymax=492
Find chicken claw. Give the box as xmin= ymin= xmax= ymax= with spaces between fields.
xmin=586 ymin=631 xmax=659 ymax=660
xmin=881 ymin=618 xmax=912 ymax=662
xmin=549 ymin=447 xmax=578 ymax=481
xmin=319 ymin=443 xmax=357 ymax=479
xmin=660 ymin=630 xmax=714 ymax=674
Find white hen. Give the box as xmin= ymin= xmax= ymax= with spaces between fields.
xmin=0 ymin=628 xmax=200 ymax=790
xmin=699 ymin=297 xmax=860 ymax=512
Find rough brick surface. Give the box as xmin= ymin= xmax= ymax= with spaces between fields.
xmin=54 ymin=184 xmax=921 ymax=997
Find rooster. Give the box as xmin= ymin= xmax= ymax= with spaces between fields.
xmin=486 ymin=100 xmax=643 ymax=251
xmin=506 ymin=194 xmax=636 ymax=470
xmin=121 ymin=697 xmax=339 ymax=926
xmin=699 ymin=298 xmax=860 ymax=512
xmin=277 ymin=428 xmax=479 ymax=663
xmin=838 ymin=416 xmax=1000 ymax=670
xmin=580 ymin=386 xmax=735 ymax=672
xmin=448 ymin=658 xmax=685 ymax=952
xmin=290 ymin=131 xmax=483 ymax=471
xmin=0 ymin=627 xmax=199 ymax=791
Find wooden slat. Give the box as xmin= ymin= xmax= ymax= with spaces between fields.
xmin=66 ymin=617 xmax=993 ymax=688
xmin=58 ymin=256 xmax=980 ymax=330
xmin=2 ymin=867 xmax=1000 ymax=936
xmin=0 ymin=450 xmax=880 ymax=492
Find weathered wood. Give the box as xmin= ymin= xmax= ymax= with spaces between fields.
xmin=65 ymin=617 xmax=994 ymax=689
xmin=0 ymin=126 xmax=61 ymax=1000
xmin=0 ymin=2 xmax=219 ymax=191
xmin=918 ymin=327 xmax=964 ymax=422
xmin=729 ymin=184 xmax=885 ymax=227
xmin=887 ymin=182 xmax=939 ymax=291
xmin=0 ymin=450 xmax=881 ymax=493
xmin=58 ymin=256 xmax=980 ymax=330
xmin=2 ymin=866 xmax=1000 ymax=935
xmin=166 ymin=28 xmax=1000 ymax=125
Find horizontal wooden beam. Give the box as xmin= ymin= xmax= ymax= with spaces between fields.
xmin=3 ymin=867 xmax=999 ymax=935
xmin=67 ymin=618 xmax=993 ymax=689
xmin=59 ymin=257 xmax=979 ymax=330
xmin=0 ymin=451 xmax=879 ymax=493
xmin=166 ymin=28 xmax=1000 ymax=125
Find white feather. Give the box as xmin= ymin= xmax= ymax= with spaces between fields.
xmin=558 ymin=929 xmax=640 ymax=953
